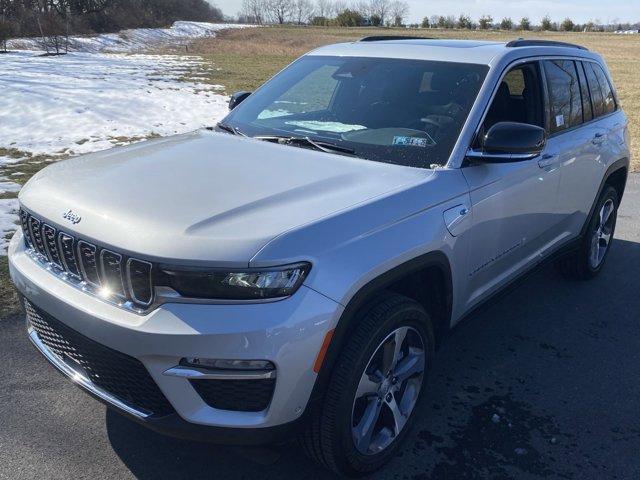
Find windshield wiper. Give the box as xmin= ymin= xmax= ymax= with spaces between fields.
xmin=254 ymin=135 xmax=357 ymax=157
xmin=216 ymin=122 xmax=247 ymax=137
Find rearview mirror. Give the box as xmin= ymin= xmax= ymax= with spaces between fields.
xmin=229 ymin=91 xmax=251 ymax=110
xmin=467 ymin=122 xmax=547 ymax=163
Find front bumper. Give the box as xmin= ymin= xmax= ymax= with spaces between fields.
xmin=8 ymin=231 xmax=343 ymax=437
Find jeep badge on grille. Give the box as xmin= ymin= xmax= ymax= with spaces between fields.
xmin=62 ymin=209 xmax=82 ymax=225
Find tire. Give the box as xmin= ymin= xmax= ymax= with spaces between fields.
xmin=557 ymin=185 xmax=619 ymax=280
xmin=299 ymin=293 xmax=435 ymax=477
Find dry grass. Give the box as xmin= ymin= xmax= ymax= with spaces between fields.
xmin=189 ymin=26 xmax=639 ymax=170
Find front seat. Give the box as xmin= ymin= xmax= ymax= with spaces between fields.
xmin=484 ymin=82 xmax=511 ymax=128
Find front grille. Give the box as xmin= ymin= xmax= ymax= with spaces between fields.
xmin=25 ymin=299 xmax=175 ymax=417
xmin=19 ymin=208 xmax=154 ymax=311
xmin=190 ymin=378 xmax=276 ymax=412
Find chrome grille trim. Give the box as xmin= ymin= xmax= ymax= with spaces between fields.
xmin=77 ymin=240 xmax=100 ymax=287
xmin=100 ymin=249 xmax=126 ymax=299
xmin=18 ymin=208 xmax=154 ymax=314
xmin=58 ymin=232 xmax=81 ymax=279
xmin=42 ymin=224 xmax=63 ymax=269
xmin=126 ymin=258 xmax=154 ymax=307
xmin=29 ymin=216 xmax=46 ymax=257
xmin=20 ymin=209 xmax=33 ymax=247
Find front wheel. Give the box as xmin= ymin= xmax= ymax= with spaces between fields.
xmin=299 ymin=294 xmax=434 ymax=477
xmin=557 ymin=185 xmax=619 ymax=280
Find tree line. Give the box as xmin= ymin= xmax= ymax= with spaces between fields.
xmin=0 ymin=0 xmax=223 ymax=53
xmin=237 ymin=0 xmax=638 ymax=32
xmin=239 ymin=0 xmax=410 ymax=27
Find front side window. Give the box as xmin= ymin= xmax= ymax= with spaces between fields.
xmin=481 ymin=62 xmax=544 ymax=133
xmin=543 ymin=60 xmax=582 ymax=134
xmin=225 ymin=56 xmax=488 ymax=168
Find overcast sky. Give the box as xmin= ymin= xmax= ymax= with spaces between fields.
xmin=212 ymin=0 xmax=640 ymax=24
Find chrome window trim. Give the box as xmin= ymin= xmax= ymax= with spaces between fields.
xmin=99 ymin=249 xmax=127 ymax=300
xmin=125 ymin=258 xmax=154 ymax=307
xmin=77 ymin=240 xmax=101 ymax=288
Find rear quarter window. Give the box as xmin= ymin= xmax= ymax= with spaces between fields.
xmin=590 ymin=63 xmax=617 ymax=115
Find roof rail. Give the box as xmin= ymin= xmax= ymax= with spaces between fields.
xmin=359 ymin=35 xmax=431 ymax=42
xmin=505 ymin=39 xmax=588 ymax=51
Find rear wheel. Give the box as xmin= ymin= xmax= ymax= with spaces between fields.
xmin=557 ymin=185 xmax=619 ymax=280
xmin=299 ymin=293 xmax=434 ymax=477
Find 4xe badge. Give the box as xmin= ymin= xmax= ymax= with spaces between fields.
xmin=62 ymin=209 xmax=82 ymax=225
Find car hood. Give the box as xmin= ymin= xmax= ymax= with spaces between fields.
xmin=19 ymin=130 xmax=428 ymax=266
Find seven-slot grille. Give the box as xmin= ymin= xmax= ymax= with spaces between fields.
xmin=20 ymin=208 xmax=154 ymax=309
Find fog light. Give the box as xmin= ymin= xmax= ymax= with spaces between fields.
xmin=181 ymin=357 xmax=275 ymax=371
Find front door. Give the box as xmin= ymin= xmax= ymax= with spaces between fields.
xmin=461 ymin=61 xmax=562 ymax=310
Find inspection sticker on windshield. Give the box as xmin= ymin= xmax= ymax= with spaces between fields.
xmin=393 ymin=135 xmax=436 ymax=148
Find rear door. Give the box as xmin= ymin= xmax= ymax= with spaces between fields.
xmin=550 ymin=60 xmax=620 ymax=237
xmin=538 ymin=59 xmax=594 ymax=247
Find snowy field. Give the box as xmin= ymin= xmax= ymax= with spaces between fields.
xmin=7 ymin=21 xmax=243 ymax=53
xmin=0 ymin=22 xmax=246 ymax=254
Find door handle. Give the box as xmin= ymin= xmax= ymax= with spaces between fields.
xmin=538 ymin=153 xmax=559 ymax=169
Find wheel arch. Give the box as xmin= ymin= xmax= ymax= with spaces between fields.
xmin=304 ymin=250 xmax=453 ymax=415
xmin=581 ymin=158 xmax=629 ymax=237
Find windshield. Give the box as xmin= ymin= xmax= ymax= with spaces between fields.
xmin=223 ymin=55 xmax=488 ymax=168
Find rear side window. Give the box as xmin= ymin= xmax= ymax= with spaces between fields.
xmin=588 ymin=62 xmax=617 ymax=115
xmin=543 ymin=60 xmax=582 ymax=134
xmin=576 ymin=63 xmax=593 ymax=122
xmin=583 ymin=63 xmax=605 ymax=117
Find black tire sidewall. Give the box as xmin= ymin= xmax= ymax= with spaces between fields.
xmin=330 ymin=297 xmax=434 ymax=476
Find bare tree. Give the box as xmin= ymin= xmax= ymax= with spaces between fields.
xmin=265 ymin=0 xmax=294 ymax=24
xmin=369 ymin=0 xmax=391 ymax=25
xmin=241 ymin=0 xmax=266 ymax=24
xmin=389 ymin=0 xmax=408 ymax=26
xmin=315 ymin=0 xmax=331 ymax=17
xmin=293 ymin=0 xmax=314 ymax=24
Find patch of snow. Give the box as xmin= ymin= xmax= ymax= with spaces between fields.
xmin=0 ymin=156 xmax=30 ymax=167
xmin=0 ymin=50 xmax=231 ymax=158
xmin=0 ymin=181 xmax=21 ymax=195
xmin=7 ymin=21 xmax=252 ymax=53
xmin=0 ymin=198 xmax=20 ymax=253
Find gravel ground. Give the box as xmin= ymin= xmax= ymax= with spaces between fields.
xmin=0 ymin=174 xmax=638 ymax=480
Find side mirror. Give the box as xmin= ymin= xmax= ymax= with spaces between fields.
xmin=229 ymin=91 xmax=251 ymax=110
xmin=467 ymin=122 xmax=547 ymax=163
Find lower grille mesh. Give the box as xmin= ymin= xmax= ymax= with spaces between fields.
xmin=25 ymin=299 xmax=174 ymax=417
xmin=190 ymin=378 xmax=275 ymax=412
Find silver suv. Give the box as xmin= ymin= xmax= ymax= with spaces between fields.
xmin=9 ymin=38 xmax=629 ymax=476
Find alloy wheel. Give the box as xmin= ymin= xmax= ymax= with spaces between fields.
xmin=351 ymin=326 xmax=426 ymax=455
xmin=589 ymin=198 xmax=615 ymax=269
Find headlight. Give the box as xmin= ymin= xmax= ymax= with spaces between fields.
xmin=157 ymin=262 xmax=310 ymax=300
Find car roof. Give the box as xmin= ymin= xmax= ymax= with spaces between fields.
xmin=307 ymin=38 xmax=600 ymax=66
